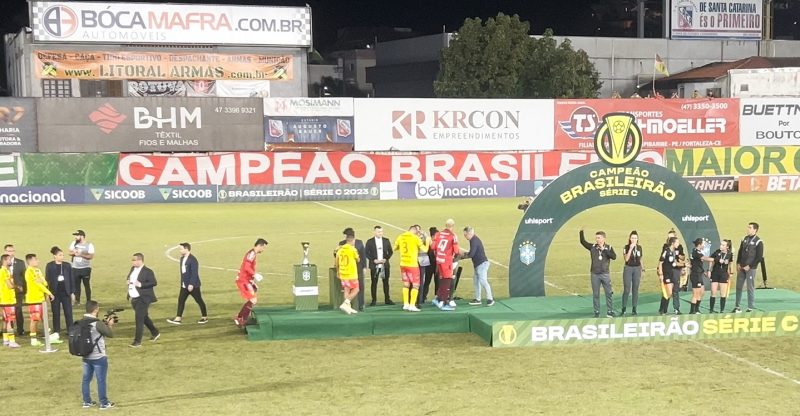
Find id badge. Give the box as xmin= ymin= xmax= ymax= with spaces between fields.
xmin=58 ymin=274 xmax=65 ymax=282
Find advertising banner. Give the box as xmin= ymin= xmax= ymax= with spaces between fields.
xmin=665 ymin=146 xmax=800 ymax=176
xmin=555 ymin=98 xmax=740 ymax=150
xmin=128 ymin=80 xmax=217 ymax=97
xmin=0 ymin=186 xmax=84 ymax=205
xmin=353 ymin=98 xmax=555 ymax=151
xmin=218 ymin=183 xmax=379 ymax=202
xmin=117 ymin=151 xmax=665 ymax=186
xmin=34 ymin=50 xmax=293 ymax=81
xmin=265 ymin=98 xmax=354 ymax=149
xmin=216 ymin=81 xmax=270 ymax=98
xmin=31 ymin=2 xmax=312 ymax=46
xmin=85 ymin=186 xmax=216 ymax=203
xmin=21 ymin=153 xmax=118 ymax=186
xmin=37 ymin=97 xmax=264 ymax=152
xmin=491 ymin=311 xmax=800 ymax=347
xmin=685 ymin=176 xmax=737 ymax=193
xmin=670 ymin=0 xmax=762 ymax=40
xmin=0 ymin=155 xmax=21 ymax=187
xmin=739 ymin=98 xmax=800 ymax=146
xmin=739 ymin=175 xmax=800 ymax=192
xmin=0 ymin=98 xmax=38 ymax=152
xmin=397 ymin=181 xmax=516 ymax=200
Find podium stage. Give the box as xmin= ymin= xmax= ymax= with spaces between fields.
xmin=246 ymin=289 xmax=800 ymax=346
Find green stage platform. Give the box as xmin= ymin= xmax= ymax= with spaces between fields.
xmin=247 ymin=289 xmax=800 ymax=346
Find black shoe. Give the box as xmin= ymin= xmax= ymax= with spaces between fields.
xmin=632 ymin=307 xmax=637 ymax=316
xmin=369 ymin=300 xmax=376 ymax=307
xmin=745 ymin=308 xmax=753 ymax=313
xmin=674 ymin=309 xmax=682 ymax=315
xmin=385 ymin=300 xmax=395 ymax=306
xmin=129 ymin=343 xmax=142 ymax=348
xmin=709 ymin=309 xmax=716 ymax=313
xmin=606 ymin=311 xmax=616 ymax=318
xmin=732 ymin=307 xmax=741 ymax=313
xmin=594 ymin=311 xmax=600 ymax=318
xmin=358 ymin=306 xmax=364 ymax=312
xmin=620 ymin=307 xmax=626 ymax=316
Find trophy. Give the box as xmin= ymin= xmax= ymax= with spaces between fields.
xmin=301 ymin=242 xmax=311 ymax=265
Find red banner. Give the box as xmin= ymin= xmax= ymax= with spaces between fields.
xmin=554 ymin=99 xmax=740 ymax=150
xmin=117 ymin=151 xmax=665 ymax=186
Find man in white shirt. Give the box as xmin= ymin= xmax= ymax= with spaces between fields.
xmin=126 ymin=253 xmax=159 ymax=348
xmin=70 ymin=230 xmax=95 ymax=305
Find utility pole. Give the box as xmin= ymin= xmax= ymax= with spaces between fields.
xmin=763 ymin=0 xmax=773 ymax=41
xmin=637 ymin=0 xmax=646 ymax=38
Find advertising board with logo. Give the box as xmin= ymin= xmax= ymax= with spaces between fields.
xmin=34 ymin=50 xmax=293 ymax=81
xmin=671 ymin=0 xmax=762 ymax=40
xmin=739 ymin=175 xmax=800 ymax=193
xmin=37 ymin=97 xmax=264 ymax=152
xmin=739 ymin=98 xmax=800 ymax=146
xmin=218 ymin=183 xmax=378 ymax=202
xmin=264 ymin=98 xmax=354 ymax=147
xmin=665 ymin=146 xmax=800 ymax=176
xmin=0 ymin=155 xmax=20 ymax=187
xmin=85 ymin=186 xmax=217 ymax=204
xmin=31 ymin=1 xmax=312 ymax=46
xmin=0 ymin=187 xmax=84 ymax=205
xmin=397 ymin=181 xmax=516 ymax=200
xmin=685 ymin=176 xmax=737 ymax=193
xmin=353 ymin=98 xmax=554 ymax=151
xmin=0 ymin=98 xmax=38 ymax=152
xmin=117 ymin=151 xmax=624 ymax=186
xmin=554 ymin=98 xmax=739 ymax=150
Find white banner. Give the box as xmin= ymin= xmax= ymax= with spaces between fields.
xmin=264 ymin=98 xmax=354 ymax=116
xmin=739 ymin=98 xmax=800 ymax=146
xmin=31 ymin=1 xmax=311 ymax=46
xmin=671 ymin=0 xmax=762 ymax=40
xmin=216 ymin=81 xmax=271 ymax=98
xmin=730 ymin=68 xmax=800 ymax=98
xmin=353 ymin=98 xmax=555 ymax=151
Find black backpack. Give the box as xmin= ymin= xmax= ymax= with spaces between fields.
xmin=68 ymin=318 xmax=101 ymax=357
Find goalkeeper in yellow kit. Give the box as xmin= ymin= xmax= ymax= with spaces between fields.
xmin=24 ymin=254 xmax=54 ymax=347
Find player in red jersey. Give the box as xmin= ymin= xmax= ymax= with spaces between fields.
xmin=234 ymin=238 xmax=268 ymax=328
xmin=432 ymin=219 xmax=459 ymax=311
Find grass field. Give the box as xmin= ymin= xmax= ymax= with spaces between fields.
xmin=2 ymin=194 xmax=800 ymax=415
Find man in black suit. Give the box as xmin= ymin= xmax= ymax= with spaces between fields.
xmin=365 ymin=226 xmax=394 ymax=306
xmin=5 ymin=244 xmax=27 ymax=336
xmin=126 ymin=252 xmax=160 ymax=348
xmin=340 ymin=228 xmax=367 ymax=311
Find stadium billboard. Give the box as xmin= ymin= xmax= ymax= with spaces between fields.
xmin=84 ymin=186 xmax=217 ymax=204
xmin=0 ymin=186 xmax=84 ymax=205
xmin=264 ymin=98 xmax=354 ymax=147
xmin=739 ymin=98 xmax=800 ymax=146
xmin=118 ymin=151 xmax=666 ymax=186
xmin=397 ymin=181 xmax=516 ymax=200
xmin=30 ymin=1 xmax=312 ymax=46
xmin=353 ymin=98 xmax=554 ymax=151
xmin=554 ymin=98 xmax=740 ymax=150
xmin=739 ymin=175 xmax=800 ymax=193
xmin=665 ymin=146 xmax=800 ymax=176
xmin=0 ymin=98 xmax=38 ymax=152
xmin=218 ymin=183 xmax=378 ymax=202
xmin=670 ymin=0 xmax=762 ymax=40
xmin=37 ymin=97 xmax=264 ymax=152
xmin=34 ymin=50 xmax=293 ymax=81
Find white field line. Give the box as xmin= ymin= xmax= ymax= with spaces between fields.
xmin=313 ymin=201 xmax=580 ymax=296
xmin=690 ymin=340 xmax=800 ymax=386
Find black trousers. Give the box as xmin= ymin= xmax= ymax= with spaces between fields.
xmin=15 ymin=291 xmax=25 ymax=335
xmin=51 ymin=290 xmax=74 ymax=333
xmin=176 ymin=286 xmax=207 ymax=317
xmin=73 ymin=267 xmax=92 ymax=304
xmin=131 ymin=297 xmax=158 ymax=344
xmin=422 ymin=264 xmax=438 ymax=302
xmin=370 ymin=267 xmax=391 ymax=303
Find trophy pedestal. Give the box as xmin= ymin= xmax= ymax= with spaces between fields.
xmin=292 ymin=264 xmax=318 ymax=311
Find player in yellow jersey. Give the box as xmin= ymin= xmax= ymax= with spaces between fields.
xmin=24 ymin=254 xmax=54 ymax=347
xmin=0 ymin=254 xmax=20 ymax=348
xmin=394 ymin=225 xmax=429 ymax=312
xmin=336 ymin=235 xmax=360 ymax=315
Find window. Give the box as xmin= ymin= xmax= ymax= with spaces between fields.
xmin=42 ymin=79 xmax=72 ymax=97
xmin=80 ymin=80 xmax=123 ymax=97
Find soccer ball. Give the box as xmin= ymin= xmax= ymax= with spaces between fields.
xmin=254 ymin=273 xmax=264 ymax=282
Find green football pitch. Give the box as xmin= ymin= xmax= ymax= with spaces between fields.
xmin=2 ymin=194 xmax=799 ymax=415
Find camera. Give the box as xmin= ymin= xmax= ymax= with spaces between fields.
xmin=518 ymin=196 xmax=534 ymax=211
xmin=103 ymin=308 xmax=125 ymax=324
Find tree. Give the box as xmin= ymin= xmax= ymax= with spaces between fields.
xmin=521 ymin=29 xmax=603 ymax=98
xmin=435 ymin=15 xmax=602 ymax=99
xmin=435 ymin=13 xmax=533 ymax=98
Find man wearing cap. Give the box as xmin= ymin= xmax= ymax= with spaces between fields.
xmin=69 ymin=230 xmax=95 ymax=306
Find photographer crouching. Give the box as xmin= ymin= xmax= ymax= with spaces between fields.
xmin=78 ymin=300 xmax=116 ymax=410
xmin=518 ymin=197 xmax=534 ymax=212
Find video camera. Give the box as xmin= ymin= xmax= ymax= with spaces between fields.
xmin=103 ymin=308 xmax=125 ymax=324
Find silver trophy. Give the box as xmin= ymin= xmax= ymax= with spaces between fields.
xmin=301 ymin=242 xmax=311 ymax=265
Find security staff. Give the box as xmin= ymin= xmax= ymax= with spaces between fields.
xmin=733 ymin=222 xmax=763 ymax=313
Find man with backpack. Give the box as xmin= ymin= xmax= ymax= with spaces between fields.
xmin=72 ymin=300 xmax=115 ymax=410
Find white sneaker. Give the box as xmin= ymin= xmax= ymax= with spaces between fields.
xmin=407 ymin=305 xmax=421 ymax=312
xmin=339 ymin=303 xmax=350 ymax=314
xmin=349 ymin=306 xmax=359 ymax=314
xmin=448 ymin=300 xmax=457 ymax=307
xmin=49 ymin=332 xmax=60 ymax=341
xmin=402 ymin=304 xmax=410 ymax=311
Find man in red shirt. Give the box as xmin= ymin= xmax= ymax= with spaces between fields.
xmin=234 ymin=238 xmax=268 ymax=328
xmin=432 ymin=219 xmax=459 ymax=311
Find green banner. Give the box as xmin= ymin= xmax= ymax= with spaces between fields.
xmin=20 ymin=153 xmax=118 ymax=186
xmin=491 ymin=311 xmax=800 ymax=347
